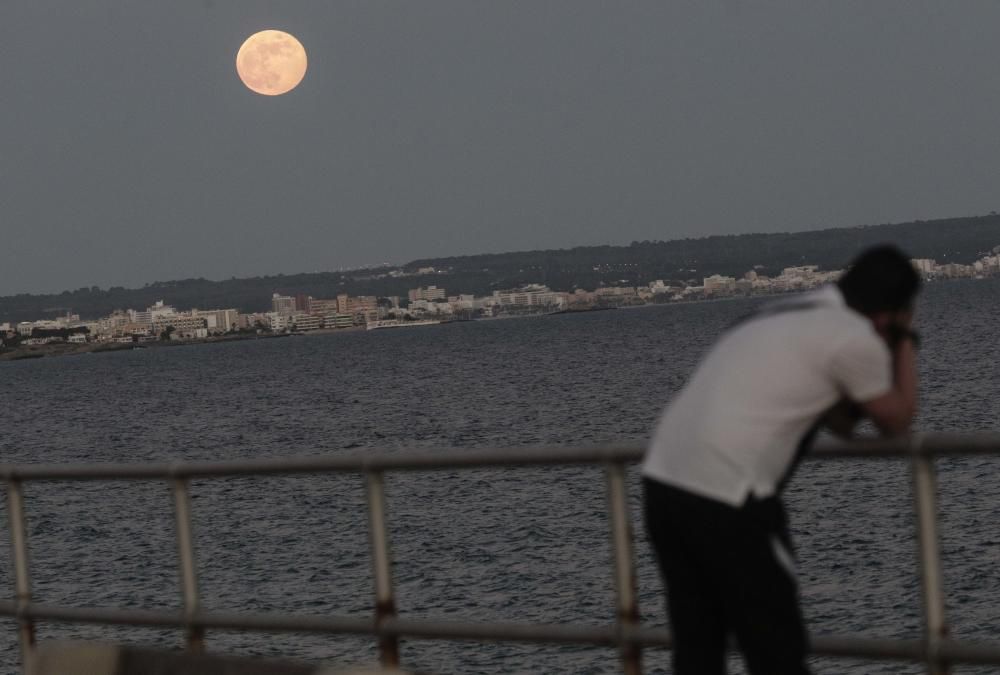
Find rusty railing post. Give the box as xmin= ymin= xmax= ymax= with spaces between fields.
xmin=911 ymin=436 xmax=949 ymax=675
xmin=6 ymin=479 xmax=35 ymax=675
xmin=366 ymin=470 xmax=400 ymax=667
xmin=607 ymin=461 xmax=642 ymax=675
xmin=172 ymin=476 xmax=205 ymax=651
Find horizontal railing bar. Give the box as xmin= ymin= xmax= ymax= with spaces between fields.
xmin=386 ymin=617 xmax=638 ymax=646
xmin=0 ymin=601 xmax=998 ymax=664
xmin=937 ymin=640 xmax=1000 ymax=665
xmin=811 ymin=432 xmax=1000 ymax=459
xmin=0 ymin=600 xmax=640 ymax=643
xmin=0 ymin=601 xmax=375 ymax=635
xmin=2 ymin=433 xmax=1000 ymax=481
xmin=0 ymin=445 xmax=642 ymax=481
xmin=810 ymin=635 xmax=926 ymax=661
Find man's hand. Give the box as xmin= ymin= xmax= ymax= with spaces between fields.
xmin=875 ymin=309 xmax=914 ymax=350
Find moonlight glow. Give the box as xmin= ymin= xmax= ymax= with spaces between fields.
xmin=236 ymin=30 xmax=307 ymax=96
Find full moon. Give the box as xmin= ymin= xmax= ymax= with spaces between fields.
xmin=236 ymin=30 xmax=307 ymax=96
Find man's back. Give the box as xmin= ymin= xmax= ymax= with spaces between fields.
xmin=642 ymin=285 xmax=892 ymax=506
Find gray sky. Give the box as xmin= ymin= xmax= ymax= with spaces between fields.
xmin=2 ymin=1 xmax=999 ymax=295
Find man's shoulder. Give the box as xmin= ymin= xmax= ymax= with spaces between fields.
xmin=725 ymin=292 xmax=879 ymax=365
xmin=738 ymin=292 xmax=864 ymax=338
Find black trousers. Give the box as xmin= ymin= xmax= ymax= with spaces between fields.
xmin=644 ymin=478 xmax=810 ymax=675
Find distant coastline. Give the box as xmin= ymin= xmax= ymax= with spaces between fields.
xmin=3 ymin=275 xmax=993 ymax=364
xmin=2 ymin=213 xmax=998 ymax=326
xmin=0 ymin=331 xmax=295 ymax=363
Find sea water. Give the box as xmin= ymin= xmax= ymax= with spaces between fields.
xmin=1 ymin=278 xmax=998 ymax=674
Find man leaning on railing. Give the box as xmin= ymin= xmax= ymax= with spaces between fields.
xmin=641 ymin=245 xmax=921 ymax=675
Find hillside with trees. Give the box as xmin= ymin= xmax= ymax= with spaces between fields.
xmin=2 ymin=214 xmax=998 ymax=324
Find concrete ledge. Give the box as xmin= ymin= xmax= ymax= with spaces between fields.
xmin=31 ymin=642 xmax=119 ymax=675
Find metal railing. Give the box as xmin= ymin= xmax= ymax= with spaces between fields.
xmin=2 ymin=433 xmax=1000 ymax=674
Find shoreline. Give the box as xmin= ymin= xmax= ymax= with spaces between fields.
xmin=2 ymin=276 xmax=988 ymax=364
xmin=0 ymin=332 xmax=294 ymax=363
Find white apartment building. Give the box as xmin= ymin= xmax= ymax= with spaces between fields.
xmin=308 ymin=298 xmax=339 ymax=316
xmin=594 ymin=286 xmax=636 ymax=298
xmin=447 ymin=294 xmax=477 ymax=311
xmin=703 ymin=275 xmax=737 ymax=294
xmin=781 ymin=265 xmax=820 ymax=278
xmin=290 ymin=313 xmax=322 ymax=331
xmin=196 ymin=309 xmax=239 ymax=333
xmin=53 ymin=314 xmax=81 ymax=326
xmin=267 ymin=312 xmax=289 ymax=331
xmin=409 ymin=285 xmax=446 ymax=302
xmin=146 ymin=301 xmax=178 ymax=321
xmin=96 ymin=312 xmax=130 ymax=335
xmin=492 ymin=284 xmax=565 ymax=307
xmin=322 ymin=313 xmax=354 ymax=329
xmin=129 ymin=310 xmax=153 ymax=325
xmin=911 ymin=259 xmax=936 ymax=274
xmin=272 ymin=293 xmax=296 ymax=316
xmin=408 ymin=299 xmax=453 ymax=315
xmin=980 ymin=255 xmax=1000 ymax=271
xmin=152 ymin=315 xmax=207 ymax=335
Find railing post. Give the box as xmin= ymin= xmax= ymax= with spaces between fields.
xmin=911 ymin=437 xmax=949 ymax=675
xmin=366 ymin=471 xmax=400 ymax=668
xmin=6 ymin=479 xmax=35 ymax=675
xmin=606 ymin=462 xmax=642 ymax=675
xmin=172 ymin=477 xmax=205 ymax=652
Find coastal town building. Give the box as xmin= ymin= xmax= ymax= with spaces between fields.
xmin=266 ymin=312 xmax=289 ymax=331
xmin=409 ymin=286 xmax=446 ymax=302
xmin=290 ymin=313 xmax=322 ymax=331
xmin=195 ymin=309 xmax=240 ymax=334
xmin=447 ymin=294 xmax=477 ymax=312
xmin=129 ymin=310 xmax=152 ymax=325
xmin=149 ymin=301 xmax=177 ymax=321
xmin=152 ymin=315 xmax=207 ymax=338
xmin=322 ymin=313 xmax=354 ymax=329
xmin=567 ymin=289 xmax=598 ymax=305
xmin=703 ymin=275 xmax=737 ymax=295
xmin=408 ymin=299 xmax=453 ymax=315
xmin=649 ymin=280 xmax=670 ymax=295
xmin=307 ymin=298 xmax=339 ymax=316
xmin=594 ymin=286 xmax=636 ymax=298
xmin=271 ymin=294 xmax=296 ymax=317
xmin=491 ymin=284 xmax=564 ymax=308
xmin=119 ymin=323 xmax=152 ymax=338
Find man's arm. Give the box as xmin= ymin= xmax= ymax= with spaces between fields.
xmin=859 ymin=336 xmax=918 ymax=436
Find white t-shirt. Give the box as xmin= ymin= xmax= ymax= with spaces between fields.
xmin=642 ymin=285 xmax=893 ymax=507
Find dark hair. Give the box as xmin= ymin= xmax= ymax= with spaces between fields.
xmin=837 ymin=245 xmax=921 ymax=315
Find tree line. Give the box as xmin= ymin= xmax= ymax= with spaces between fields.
xmin=1 ymin=214 xmax=998 ymax=324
